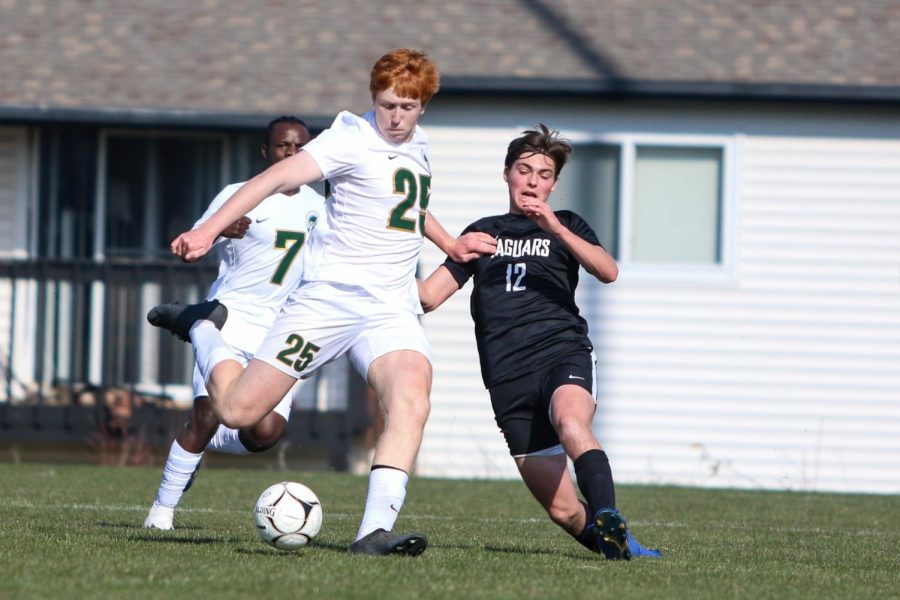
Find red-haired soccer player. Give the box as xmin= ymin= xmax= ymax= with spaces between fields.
xmin=148 ymin=49 xmax=496 ymax=555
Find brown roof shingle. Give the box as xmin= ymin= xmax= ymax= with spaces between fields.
xmin=1 ymin=0 xmax=898 ymax=124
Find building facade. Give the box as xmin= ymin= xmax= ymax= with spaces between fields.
xmin=1 ymin=1 xmax=899 ymax=492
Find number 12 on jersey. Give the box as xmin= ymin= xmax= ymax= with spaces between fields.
xmin=506 ymin=262 xmax=526 ymax=292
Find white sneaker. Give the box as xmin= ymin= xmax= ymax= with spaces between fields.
xmin=143 ymin=502 xmax=175 ymax=530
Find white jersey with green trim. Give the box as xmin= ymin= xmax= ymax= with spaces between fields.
xmin=300 ymin=110 xmax=431 ymax=313
xmin=194 ymin=182 xmax=324 ymax=351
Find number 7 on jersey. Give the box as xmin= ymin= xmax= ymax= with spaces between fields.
xmin=271 ymin=230 xmax=306 ymax=285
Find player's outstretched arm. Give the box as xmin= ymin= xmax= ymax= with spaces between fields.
xmin=418 ymin=266 xmax=460 ymax=313
xmin=423 ymin=211 xmax=496 ymax=262
xmin=172 ymin=152 xmax=324 ymax=262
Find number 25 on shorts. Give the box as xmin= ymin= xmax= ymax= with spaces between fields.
xmin=275 ymin=333 xmax=320 ymax=373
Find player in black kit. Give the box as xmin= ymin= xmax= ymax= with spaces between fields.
xmin=418 ymin=124 xmax=661 ymax=559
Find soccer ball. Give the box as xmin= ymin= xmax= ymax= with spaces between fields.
xmin=253 ymin=481 xmax=323 ymax=550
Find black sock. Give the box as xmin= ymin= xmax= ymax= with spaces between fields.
xmin=573 ymin=448 xmax=616 ymax=512
xmin=572 ymin=501 xmax=601 ymax=552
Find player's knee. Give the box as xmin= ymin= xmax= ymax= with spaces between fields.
xmin=546 ymin=502 xmax=582 ymax=530
xmin=217 ymin=404 xmax=255 ymax=430
xmin=242 ymin=414 xmax=287 ymax=452
xmin=385 ymin=391 xmax=430 ymax=428
xmin=405 ymin=394 xmax=430 ymax=427
xmin=554 ymin=415 xmax=591 ymax=446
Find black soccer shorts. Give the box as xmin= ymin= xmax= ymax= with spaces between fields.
xmin=488 ymin=349 xmax=596 ymax=457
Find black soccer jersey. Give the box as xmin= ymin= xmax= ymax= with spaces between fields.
xmin=443 ymin=210 xmax=601 ymax=388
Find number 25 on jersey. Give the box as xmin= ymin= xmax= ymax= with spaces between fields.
xmin=388 ymin=168 xmax=431 ymax=235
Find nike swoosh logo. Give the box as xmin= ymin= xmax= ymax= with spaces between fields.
xmin=568 ymin=375 xmax=585 ymax=380
xmin=390 ymin=504 xmax=399 ymax=513
xmin=255 ymin=217 xmax=271 ymax=223
xmin=388 ymin=155 xmax=399 ymax=160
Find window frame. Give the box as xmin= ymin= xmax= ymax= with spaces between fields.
xmin=94 ymin=128 xmax=231 ymax=260
xmin=567 ymin=131 xmax=739 ymax=282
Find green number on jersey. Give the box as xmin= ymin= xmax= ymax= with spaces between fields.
xmin=275 ymin=333 xmax=321 ymax=373
xmin=388 ymin=169 xmax=431 ymax=236
xmin=271 ymin=230 xmax=306 ymax=285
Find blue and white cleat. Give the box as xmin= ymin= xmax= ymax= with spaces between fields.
xmin=626 ymin=530 xmax=663 ymax=558
xmin=593 ymin=508 xmax=631 ymax=560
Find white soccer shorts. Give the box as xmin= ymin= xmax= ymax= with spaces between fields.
xmin=193 ymin=347 xmax=299 ymax=421
xmin=254 ymin=280 xmax=432 ymax=382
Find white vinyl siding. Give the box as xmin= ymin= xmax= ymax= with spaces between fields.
xmin=593 ymin=135 xmax=900 ymax=494
xmin=418 ymin=126 xmax=520 ymax=479
xmin=418 ymin=113 xmax=900 ymax=494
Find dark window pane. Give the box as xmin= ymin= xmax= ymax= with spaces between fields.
xmin=38 ymin=127 xmax=98 ymax=258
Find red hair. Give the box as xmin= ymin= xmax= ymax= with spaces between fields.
xmin=369 ymin=49 xmax=440 ymax=105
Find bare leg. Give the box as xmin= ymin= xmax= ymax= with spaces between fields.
xmin=205 ymin=359 xmax=296 ymax=429
xmin=515 ymin=453 xmax=586 ymax=536
xmin=366 ymin=350 xmax=432 ymax=472
xmin=550 ymin=384 xmax=617 ymax=511
xmin=550 ymin=384 xmax=601 ymax=457
xmin=239 ymin=412 xmax=288 ymax=452
xmin=177 ymin=396 xmax=220 ymax=453
xmin=352 ymin=351 xmax=431 ymax=545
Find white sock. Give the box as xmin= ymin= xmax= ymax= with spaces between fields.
xmin=189 ymin=321 xmax=237 ymax=382
xmin=207 ymin=425 xmax=250 ymax=455
xmin=155 ymin=440 xmax=203 ymax=508
xmin=355 ymin=466 xmax=409 ymax=541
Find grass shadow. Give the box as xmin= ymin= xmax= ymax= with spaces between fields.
xmin=235 ymin=538 xmax=348 ymax=556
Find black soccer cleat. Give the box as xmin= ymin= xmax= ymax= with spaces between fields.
xmin=594 ymin=508 xmax=632 ymax=560
xmin=147 ymin=300 xmax=228 ymax=342
xmin=348 ymin=529 xmax=428 ymax=556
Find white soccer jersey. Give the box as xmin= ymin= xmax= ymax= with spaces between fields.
xmin=194 ymin=183 xmax=324 ymax=352
xmin=300 ymin=110 xmax=431 ymax=313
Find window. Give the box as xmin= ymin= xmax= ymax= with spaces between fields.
xmin=37 ymin=126 xmax=99 ymax=259
xmin=555 ymin=135 xmax=732 ymax=273
xmin=104 ymin=134 xmax=224 ymax=259
xmin=37 ymin=127 xmax=267 ymax=260
xmin=32 ymin=127 xmax=257 ymax=392
xmin=552 ymin=144 xmax=620 ymax=257
xmin=631 ymin=145 xmax=723 ymax=264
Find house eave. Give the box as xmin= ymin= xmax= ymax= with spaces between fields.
xmin=0 ymin=105 xmax=335 ymax=131
xmin=440 ymin=77 xmax=900 ymax=105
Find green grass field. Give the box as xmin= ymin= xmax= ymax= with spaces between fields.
xmin=0 ymin=463 xmax=897 ymax=599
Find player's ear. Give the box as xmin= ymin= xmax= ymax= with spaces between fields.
xmin=260 ymin=144 xmax=269 ymax=161
xmin=503 ymin=168 xmax=510 ymax=183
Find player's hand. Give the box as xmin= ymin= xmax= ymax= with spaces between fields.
xmin=221 ymin=216 xmax=251 ymax=239
xmin=521 ymin=200 xmax=562 ymax=235
xmin=449 ymin=232 xmax=497 ymax=262
xmin=171 ymin=229 xmax=215 ymax=263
